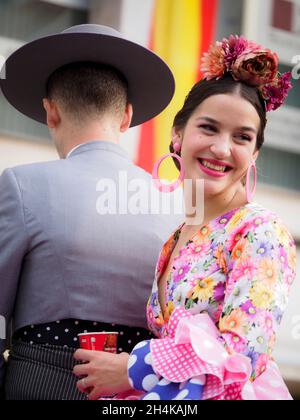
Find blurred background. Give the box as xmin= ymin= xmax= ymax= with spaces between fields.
xmin=0 ymin=0 xmax=299 ymax=398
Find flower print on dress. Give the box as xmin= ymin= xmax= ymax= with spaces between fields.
xmin=278 ymin=246 xmax=289 ymax=271
xmin=245 ymin=350 xmax=260 ymax=370
xmin=241 ymin=300 xmax=260 ymax=319
xmin=213 ymin=282 xmax=226 ymax=302
xmin=283 ymin=267 xmax=295 ymax=288
xmin=191 ymin=225 xmax=213 ymax=244
xmin=258 ymin=258 xmax=279 ymax=287
xmin=230 ymin=258 xmax=257 ymax=285
xmin=223 ymin=332 xmax=247 ymax=353
xmin=225 ymin=208 xmax=249 ymax=233
xmin=252 ymin=240 xmax=274 ymax=258
xmin=224 ymin=277 xmax=251 ymax=309
xmin=257 ymin=311 xmax=274 ymax=338
xmin=190 ymin=277 xmax=215 ymax=302
xmin=247 ymin=326 xmax=269 ymax=353
xmin=249 ymin=280 xmax=274 ymax=310
xmin=173 ymin=282 xmax=192 ymax=308
xmin=219 ymin=308 xmax=249 ymax=337
xmin=214 ymin=245 xmax=227 ymax=274
xmin=172 ymin=260 xmax=190 ymax=283
xmin=186 ymin=241 xmax=212 ymax=263
xmin=254 ymin=354 xmax=269 ymax=378
xmin=227 ymin=223 xmax=251 ymax=252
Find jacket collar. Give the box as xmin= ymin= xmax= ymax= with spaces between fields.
xmin=66 ymin=140 xmax=130 ymax=161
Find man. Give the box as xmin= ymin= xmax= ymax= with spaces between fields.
xmin=0 ymin=24 xmax=179 ymax=400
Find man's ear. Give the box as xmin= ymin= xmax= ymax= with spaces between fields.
xmin=43 ymin=98 xmax=61 ymax=129
xmin=120 ymin=103 xmax=133 ymax=133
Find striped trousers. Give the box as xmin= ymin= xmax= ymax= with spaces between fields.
xmin=5 ymin=340 xmax=86 ymax=400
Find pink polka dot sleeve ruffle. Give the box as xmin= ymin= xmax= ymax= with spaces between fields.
xmin=149 ymin=307 xmax=292 ymax=400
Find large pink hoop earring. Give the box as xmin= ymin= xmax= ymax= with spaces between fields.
xmin=152 ymin=153 xmax=185 ymax=193
xmin=246 ymin=160 xmax=257 ymax=203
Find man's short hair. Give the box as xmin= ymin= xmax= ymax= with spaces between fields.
xmin=46 ymin=62 xmax=128 ymax=121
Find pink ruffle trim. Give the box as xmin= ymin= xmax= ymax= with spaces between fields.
xmin=149 ymin=307 xmax=292 ymax=400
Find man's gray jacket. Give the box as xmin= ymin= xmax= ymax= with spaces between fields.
xmin=0 ymin=140 xmax=182 ymax=388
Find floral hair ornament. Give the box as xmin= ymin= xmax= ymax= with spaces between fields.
xmin=200 ymin=35 xmax=293 ymax=111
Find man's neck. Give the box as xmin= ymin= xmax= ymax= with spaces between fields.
xmin=65 ymin=137 xmax=119 ymax=157
xmin=59 ymin=122 xmax=121 ymax=159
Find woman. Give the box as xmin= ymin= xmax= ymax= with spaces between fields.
xmin=73 ymin=35 xmax=297 ymax=400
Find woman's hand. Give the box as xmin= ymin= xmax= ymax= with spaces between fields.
xmin=73 ymin=349 xmax=132 ymax=400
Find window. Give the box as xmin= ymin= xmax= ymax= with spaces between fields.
xmin=41 ymin=0 xmax=88 ymax=10
xmin=279 ymin=64 xmax=300 ymax=110
xmin=257 ymin=146 xmax=300 ymax=192
xmin=0 ymin=0 xmax=88 ymax=42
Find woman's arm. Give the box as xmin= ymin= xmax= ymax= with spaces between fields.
xmin=218 ymin=216 xmax=297 ymax=379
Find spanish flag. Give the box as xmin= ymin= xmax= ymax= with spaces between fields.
xmin=136 ymin=0 xmax=219 ymax=180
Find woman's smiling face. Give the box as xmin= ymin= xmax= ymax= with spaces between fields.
xmin=174 ymin=93 xmax=261 ymax=198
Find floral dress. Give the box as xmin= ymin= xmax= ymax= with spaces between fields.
xmin=127 ymin=203 xmax=297 ymax=400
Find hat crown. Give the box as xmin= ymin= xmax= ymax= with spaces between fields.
xmin=62 ymin=24 xmax=123 ymax=39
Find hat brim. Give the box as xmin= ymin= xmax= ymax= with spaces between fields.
xmin=0 ymin=32 xmax=175 ymax=127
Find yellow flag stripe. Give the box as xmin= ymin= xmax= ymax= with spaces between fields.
xmin=152 ymin=0 xmax=202 ymax=180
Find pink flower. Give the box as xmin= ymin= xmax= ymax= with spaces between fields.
xmin=257 ymin=311 xmax=274 ymax=337
xmin=283 ymin=267 xmax=295 ymax=288
xmin=254 ymin=354 xmax=269 ymax=378
xmin=231 ymin=258 xmax=256 ymax=283
xmin=222 ymin=35 xmax=262 ymax=69
xmin=278 ymin=246 xmax=289 ymax=271
xmin=260 ymin=72 xmax=293 ymax=111
xmin=173 ymin=262 xmax=190 ymax=283
xmin=227 ymin=224 xmax=249 ymax=252
xmin=223 ymin=332 xmax=247 ymax=353
xmin=186 ymin=241 xmax=211 ymax=262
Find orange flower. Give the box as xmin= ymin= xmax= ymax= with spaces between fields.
xmin=215 ymin=245 xmax=227 ymax=273
xmin=231 ymin=238 xmax=249 ymax=261
xmin=157 ymin=238 xmax=173 ymax=274
xmin=258 ymin=258 xmax=278 ymax=286
xmin=200 ymin=42 xmax=226 ymax=80
xmin=193 ymin=225 xmax=212 ymax=243
xmin=219 ymin=309 xmax=249 ymax=336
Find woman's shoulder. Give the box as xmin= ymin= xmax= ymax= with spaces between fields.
xmin=227 ymin=201 xmax=296 ymax=247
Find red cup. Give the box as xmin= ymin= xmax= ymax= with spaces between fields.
xmin=78 ymin=332 xmax=118 ymax=353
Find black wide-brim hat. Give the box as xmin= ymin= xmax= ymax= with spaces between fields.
xmin=0 ymin=24 xmax=175 ymax=127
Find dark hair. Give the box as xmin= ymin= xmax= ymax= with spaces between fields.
xmin=46 ymin=61 xmax=128 ymax=121
xmin=170 ymin=74 xmax=267 ymax=170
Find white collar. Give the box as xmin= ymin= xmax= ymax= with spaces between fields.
xmin=66 ymin=144 xmax=85 ymax=159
